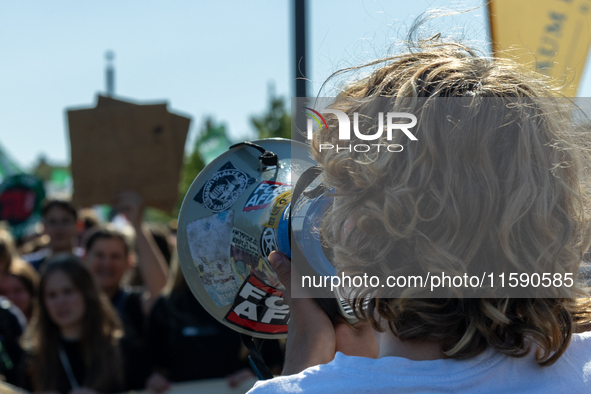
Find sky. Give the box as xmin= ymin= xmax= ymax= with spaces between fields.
xmin=1 ymin=0 xmax=590 ymax=171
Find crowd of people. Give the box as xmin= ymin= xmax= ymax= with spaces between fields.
xmin=0 ymin=192 xmax=283 ymax=394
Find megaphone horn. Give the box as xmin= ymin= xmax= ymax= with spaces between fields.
xmin=177 ymin=138 xmax=355 ymax=341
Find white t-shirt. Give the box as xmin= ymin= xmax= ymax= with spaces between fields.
xmin=249 ymin=332 xmax=591 ymax=393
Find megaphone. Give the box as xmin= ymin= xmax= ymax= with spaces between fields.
xmin=177 ymin=138 xmax=355 ymax=340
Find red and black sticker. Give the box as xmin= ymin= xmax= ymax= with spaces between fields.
xmin=242 ymin=180 xmax=291 ymax=212
xmin=224 ymin=274 xmax=289 ymax=335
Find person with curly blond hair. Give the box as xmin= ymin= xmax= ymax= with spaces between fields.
xmin=249 ymin=36 xmax=591 ymax=393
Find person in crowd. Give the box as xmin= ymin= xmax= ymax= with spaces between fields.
xmin=76 ymin=208 xmax=100 ymax=248
xmin=82 ymin=191 xmax=169 ymax=390
xmin=0 ymin=228 xmax=25 ymax=385
xmin=148 ymin=225 xmax=172 ymax=266
xmin=0 ymin=228 xmax=27 ymax=327
xmin=0 ymin=227 xmax=17 ymax=276
xmin=249 ymin=36 xmax=591 ymax=393
xmin=22 ymin=200 xmax=81 ymax=271
xmin=20 ymin=256 xmax=123 ymax=394
xmin=17 ymin=231 xmax=50 ymax=257
xmin=127 ymin=224 xmax=172 ymax=287
xmin=0 ymin=258 xmax=39 ymax=321
xmin=167 ymin=219 xmax=177 ymax=251
xmin=145 ymin=255 xmax=260 ymax=392
xmin=0 ymin=296 xmax=24 ymax=386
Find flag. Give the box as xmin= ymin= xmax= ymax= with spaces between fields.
xmin=489 ymin=0 xmax=591 ymax=96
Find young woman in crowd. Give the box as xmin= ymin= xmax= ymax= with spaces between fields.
xmin=250 ymin=35 xmax=591 ymax=393
xmin=0 ymin=227 xmax=25 ymax=385
xmin=0 ymin=228 xmax=28 ymax=327
xmin=21 ymin=256 xmax=123 ymax=394
xmin=0 ymin=258 xmax=39 ymax=321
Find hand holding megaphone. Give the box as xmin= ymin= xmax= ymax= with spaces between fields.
xmin=268 ymin=250 xmax=378 ymax=374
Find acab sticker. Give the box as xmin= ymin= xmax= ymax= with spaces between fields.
xmin=224 ymin=274 xmax=289 ymax=335
xmin=194 ymin=162 xmax=256 ymax=213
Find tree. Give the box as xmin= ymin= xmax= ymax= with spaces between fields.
xmin=175 ymin=117 xmax=231 ymax=215
xmin=251 ymin=85 xmax=292 ymax=140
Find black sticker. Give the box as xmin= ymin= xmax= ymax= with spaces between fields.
xmin=194 ymin=162 xmax=256 ymax=213
xmin=260 ymin=227 xmax=279 ymax=262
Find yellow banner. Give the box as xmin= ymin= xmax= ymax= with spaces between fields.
xmin=489 ymin=0 xmax=591 ymax=96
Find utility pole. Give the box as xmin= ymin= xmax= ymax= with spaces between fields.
xmin=293 ymin=0 xmax=308 ymax=142
xmin=105 ymin=51 xmax=115 ymax=97
xmin=294 ymin=0 xmax=307 ymax=98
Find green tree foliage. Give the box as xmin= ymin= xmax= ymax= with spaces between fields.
xmin=251 ymin=87 xmax=292 ymax=140
xmin=174 ymin=88 xmax=292 ymax=216
xmin=175 ymin=117 xmax=231 ymax=216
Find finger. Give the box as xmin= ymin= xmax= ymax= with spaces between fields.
xmin=268 ymin=251 xmax=291 ymax=291
xmin=269 ymin=251 xmax=292 ymax=305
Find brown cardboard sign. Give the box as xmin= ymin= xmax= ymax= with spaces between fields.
xmin=67 ymin=96 xmax=190 ymax=212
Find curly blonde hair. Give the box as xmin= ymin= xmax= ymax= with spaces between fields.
xmin=311 ymin=38 xmax=591 ymax=366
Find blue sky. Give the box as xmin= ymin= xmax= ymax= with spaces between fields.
xmin=1 ymin=1 xmax=589 ymax=170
